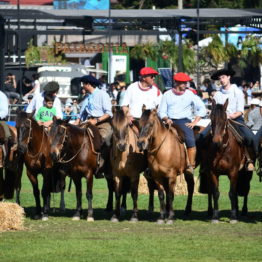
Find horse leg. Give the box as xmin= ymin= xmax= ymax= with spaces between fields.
xmin=147 ymin=178 xmax=155 ymax=212
xmin=27 ymin=171 xmax=42 ymax=219
xmin=121 ymin=190 xmax=127 ymax=215
xmin=211 ymin=173 xmax=220 ymax=223
xmin=41 ymin=172 xmax=52 ymax=221
xmin=15 ymin=167 xmax=22 ymax=205
xmin=105 ymin=177 xmax=114 ymax=212
xmin=0 ymin=167 xmax=3 ymax=201
xmin=86 ymin=171 xmax=94 ymax=222
xmin=184 ymin=172 xmax=195 ymax=215
xmin=157 ymin=184 xmax=166 ymax=224
xmin=228 ymin=174 xmax=238 ymax=223
xmin=207 ymin=192 xmax=213 ymax=217
xmin=130 ymin=177 xmax=139 ymax=222
xmin=111 ymin=176 xmax=122 ymax=222
xmin=72 ymin=177 xmax=82 ymax=220
xmin=59 ymin=188 xmax=66 ymax=212
xmin=166 ymin=178 xmax=176 ymax=225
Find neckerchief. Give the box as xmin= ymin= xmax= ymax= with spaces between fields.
xmin=172 ymin=88 xmax=185 ymax=96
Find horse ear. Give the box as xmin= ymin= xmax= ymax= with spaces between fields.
xmin=223 ymin=99 xmax=229 ymax=111
xmin=53 ymin=116 xmax=57 ymax=122
xmin=27 ymin=110 xmax=35 ymax=119
xmin=142 ymin=104 xmax=146 ymax=112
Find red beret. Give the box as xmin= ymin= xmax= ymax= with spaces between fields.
xmin=173 ymin=72 xmax=192 ymax=82
xmin=140 ymin=67 xmax=159 ymax=76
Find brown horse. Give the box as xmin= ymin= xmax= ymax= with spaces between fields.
xmin=0 ymin=123 xmax=23 ymax=204
xmin=110 ymin=107 xmax=150 ymax=222
xmin=16 ymin=111 xmax=65 ymax=220
xmin=49 ymin=118 xmax=99 ymax=221
xmin=137 ymin=109 xmax=195 ymax=224
xmin=198 ymin=99 xmax=253 ymax=223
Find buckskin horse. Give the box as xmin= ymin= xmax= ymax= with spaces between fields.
xmin=198 ymin=99 xmax=254 ymax=223
xmin=110 ymin=107 xmax=153 ymax=222
xmin=137 ymin=108 xmax=195 ymax=224
xmin=0 ymin=123 xmax=23 ymax=204
xmin=16 ymin=111 xmax=65 ymax=220
xmin=49 ymin=118 xmax=100 ymax=221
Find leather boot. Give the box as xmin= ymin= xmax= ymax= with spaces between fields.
xmin=244 ymin=147 xmax=255 ymax=172
xmin=185 ymin=147 xmax=196 ymax=175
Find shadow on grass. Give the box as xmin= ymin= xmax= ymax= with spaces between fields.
xmin=23 ymin=206 xmax=262 ymax=224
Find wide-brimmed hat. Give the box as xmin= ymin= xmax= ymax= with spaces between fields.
xmin=250 ymin=98 xmax=260 ymax=106
xmin=211 ymin=69 xmax=235 ymax=80
xmin=140 ymin=67 xmax=159 ymax=76
xmin=80 ymin=75 xmax=101 ymax=86
xmin=43 ymin=81 xmax=60 ymax=93
xmin=173 ymin=72 xmax=192 ymax=82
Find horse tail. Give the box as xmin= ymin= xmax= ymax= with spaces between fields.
xmin=237 ymin=169 xmax=253 ymax=196
xmin=198 ymin=164 xmax=209 ymax=194
xmin=4 ymin=168 xmax=16 ymax=199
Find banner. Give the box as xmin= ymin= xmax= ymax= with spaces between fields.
xmin=110 ymin=55 xmax=127 ymax=83
xmin=54 ymin=0 xmax=109 ymax=10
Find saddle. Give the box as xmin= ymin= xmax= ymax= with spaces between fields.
xmin=228 ymin=119 xmax=244 ymax=144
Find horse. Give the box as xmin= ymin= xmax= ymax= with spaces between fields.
xmin=49 ymin=118 xmax=99 ymax=221
xmin=16 ymin=111 xmax=65 ymax=220
xmin=137 ymin=108 xmax=195 ymax=224
xmin=110 ymin=107 xmax=152 ymax=222
xmin=0 ymin=123 xmax=23 ymax=204
xmin=198 ymin=99 xmax=254 ymax=223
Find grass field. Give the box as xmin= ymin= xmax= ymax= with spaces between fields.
xmin=0 ymin=168 xmax=262 ymax=262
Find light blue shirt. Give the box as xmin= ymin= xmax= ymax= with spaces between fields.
xmin=79 ymin=88 xmax=112 ymax=120
xmin=0 ymin=91 xmax=9 ymax=119
xmin=159 ymin=89 xmax=206 ymax=120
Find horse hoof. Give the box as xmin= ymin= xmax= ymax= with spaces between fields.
xmin=211 ymin=219 xmax=219 ymax=224
xmin=130 ymin=217 xmax=138 ymax=223
xmin=111 ymin=217 xmax=119 ymax=223
xmin=230 ymin=219 xmax=238 ymax=224
xmin=166 ymin=219 xmax=173 ymax=225
xmin=120 ymin=207 xmax=126 ymax=215
xmin=72 ymin=216 xmax=80 ymax=221
xmin=156 ymin=219 xmax=165 ymax=225
xmin=42 ymin=216 xmax=49 ymax=221
xmin=87 ymin=217 xmax=94 ymax=222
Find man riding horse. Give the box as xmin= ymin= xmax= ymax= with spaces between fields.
xmin=74 ymin=75 xmax=113 ymax=178
xmin=198 ymin=68 xmax=256 ymax=171
xmin=159 ymin=72 xmax=206 ymax=175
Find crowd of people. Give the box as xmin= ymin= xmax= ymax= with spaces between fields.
xmin=1 ymin=67 xmax=262 ymax=175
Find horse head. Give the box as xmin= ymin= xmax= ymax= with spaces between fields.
xmin=16 ymin=111 xmax=33 ymax=154
xmin=49 ymin=117 xmax=68 ymax=162
xmin=112 ymin=106 xmax=130 ymax=152
xmin=137 ymin=108 xmax=157 ymax=151
xmin=210 ymin=99 xmax=229 ymax=146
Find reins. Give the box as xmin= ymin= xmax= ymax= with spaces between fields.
xmin=57 ymin=125 xmax=87 ymax=164
xmin=25 ymin=119 xmax=45 ymax=159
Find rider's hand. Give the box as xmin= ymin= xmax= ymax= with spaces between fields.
xmin=88 ymin=118 xmax=98 ymax=126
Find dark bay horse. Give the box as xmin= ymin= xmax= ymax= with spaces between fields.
xmin=110 ymin=107 xmax=150 ymax=222
xmin=49 ymin=118 xmax=99 ymax=221
xmin=137 ymin=109 xmax=195 ymax=224
xmin=198 ymin=99 xmax=253 ymax=223
xmin=0 ymin=124 xmax=23 ymax=204
xmin=16 ymin=112 xmax=65 ymax=220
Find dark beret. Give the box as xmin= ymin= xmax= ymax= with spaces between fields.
xmin=43 ymin=81 xmax=60 ymax=92
xmin=80 ymin=75 xmax=101 ymax=87
xmin=211 ymin=69 xmax=235 ymax=80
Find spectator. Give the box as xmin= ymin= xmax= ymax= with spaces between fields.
xmin=246 ymin=98 xmax=262 ymax=132
xmin=23 ymin=73 xmax=40 ymax=99
xmin=117 ymin=84 xmax=126 ymax=106
xmin=63 ymin=102 xmax=77 ymax=121
xmin=2 ymin=73 xmax=20 ymax=104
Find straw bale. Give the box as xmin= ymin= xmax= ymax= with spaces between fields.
xmin=138 ymin=174 xmax=200 ymax=195
xmin=0 ymin=202 xmax=25 ymax=232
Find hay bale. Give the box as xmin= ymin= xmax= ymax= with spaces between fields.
xmin=138 ymin=174 xmax=200 ymax=196
xmin=0 ymin=202 xmax=25 ymax=232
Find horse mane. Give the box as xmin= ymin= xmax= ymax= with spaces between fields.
xmin=112 ymin=107 xmax=127 ymax=128
xmin=140 ymin=109 xmax=151 ymax=125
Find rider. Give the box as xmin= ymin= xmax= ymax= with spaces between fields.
xmin=26 ymin=81 xmax=63 ymax=119
xmin=159 ymin=72 xmax=206 ymax=175
xmin=200 ymin=68 xmax=256 ymax=171
xmin=0 ymin=90 xmax=11 ymax=145
xmin=121 ymin=67 xmax=162 ymax=127
xmin=74 ymin=75 xmax=113 ymax=178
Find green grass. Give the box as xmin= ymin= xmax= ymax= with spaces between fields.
xmin=0 ymin=169 xmax=262 ymax=262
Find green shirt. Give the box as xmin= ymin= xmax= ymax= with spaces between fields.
xmin=35 ymin=106 xmax=56 ymax=122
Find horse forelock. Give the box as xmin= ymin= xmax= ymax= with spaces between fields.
xmin=211 ymin=104 xmax=227 ymax=127
xmin=140 ymin=109 xmax=151 ymax=126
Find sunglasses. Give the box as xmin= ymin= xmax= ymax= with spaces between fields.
xmin=144 ymin=75 xmax=155 ymax=79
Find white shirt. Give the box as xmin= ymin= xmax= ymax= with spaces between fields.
xmin=121 ymin=81 xmax=162 ymax=118
xmin=26 ymin=91 xmax=63 ymax=119
xmin=33 ymin=79 xmax=40 ymax=95
xmin=0 ymin=91 xmax=9 ymax=119
xmin=213 ymin=84 xmax=245 ymax=115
